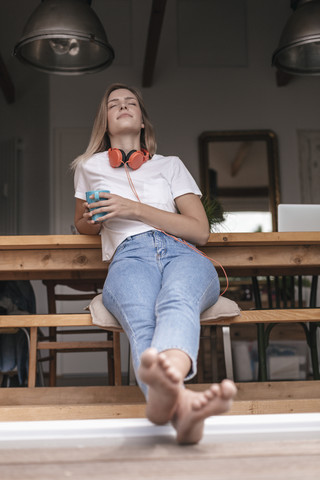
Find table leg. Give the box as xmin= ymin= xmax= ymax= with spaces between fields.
xmin=257 ymin=323 xmax=268 ymax=381
xmin=309 ymin=323 xmax=320 ymax=380
xmin=28 ymin=327 xmax=38 ymax=387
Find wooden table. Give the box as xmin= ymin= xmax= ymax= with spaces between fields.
xmin=1 ymin=231 xmax=320 ymax=280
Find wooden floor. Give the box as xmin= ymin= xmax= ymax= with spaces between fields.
xmin=1 ymin=382 xmax=320 ymax=479
xmin=1 ymin=438 xmax=320 ymax=479
xmin=1 ymin=415 xmax=320 ymax=480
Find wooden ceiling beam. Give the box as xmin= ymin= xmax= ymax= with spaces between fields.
xmin=0 ymin=52 xmax=15 ymax=104
xmin=142 ymin=0 xmax=167 ymax=88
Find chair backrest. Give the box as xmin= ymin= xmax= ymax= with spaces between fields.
xmin=251 ymin=275 xmax=319 ymax=310
xmin=42 ymin=280 xmax=104 ymax=313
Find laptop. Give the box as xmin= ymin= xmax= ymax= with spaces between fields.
xmin=278 ymin=204 xmax=320 ymax=232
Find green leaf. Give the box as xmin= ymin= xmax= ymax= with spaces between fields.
xmin=201 ymin=196 xmax=225 ymax=230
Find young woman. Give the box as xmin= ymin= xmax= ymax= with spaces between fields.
xmin=73 ymin=83 xmax=237 ymax=444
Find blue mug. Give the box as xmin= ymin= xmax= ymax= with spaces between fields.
xmin=86 ymin=190 xmax=110 ymax=222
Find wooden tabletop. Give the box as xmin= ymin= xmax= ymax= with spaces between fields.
xmin=1 ymin=232 xmax=320 ymax=249
xmin=0 ymin=232 xmax=320 ymax=279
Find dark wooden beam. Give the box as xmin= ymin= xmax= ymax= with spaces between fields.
xmin=291 ymin=0 xmax=300 ymax=10
xmin=0 ymin=52 xmax=15 ymax=104
xmin=142 ymin=0 xmax=167 ymax=88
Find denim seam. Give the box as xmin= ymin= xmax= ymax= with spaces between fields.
xmin=103 ymin=285 xmax=138 ymax=353
xmin=198 ymin=268 xmax=219 ymax=306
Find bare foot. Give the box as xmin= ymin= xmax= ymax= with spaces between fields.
xmin=138 ymin=348 xmax=237 ymax=444
xmin=138 ymin=348 xmax=183 ymax=425
xmin=172 ymin=380 xmax=237 ymax=445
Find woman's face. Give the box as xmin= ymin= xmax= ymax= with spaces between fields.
xmin=107 ymin=88 xmax=144 ymax=138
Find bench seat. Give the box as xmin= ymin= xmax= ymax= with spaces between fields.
xmin=1 ymin=307 xmax=320 ymax=387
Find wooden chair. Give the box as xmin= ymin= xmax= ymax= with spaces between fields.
xmin=251 ymin=274 xmax=320 ymax=381
xmin=41 ymin=280 xmax=121 ymax=387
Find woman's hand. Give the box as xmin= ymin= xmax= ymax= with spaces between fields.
xmin=74 ymin=193 xmax=138 ymax=234
xmin=85 ymin=192 xmax=138 ymax=223
xmin=74 ymin=198 xmax=102 ymax=234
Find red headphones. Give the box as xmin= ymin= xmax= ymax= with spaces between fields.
xmin=108 ymin=148 xmax=150 ymax=170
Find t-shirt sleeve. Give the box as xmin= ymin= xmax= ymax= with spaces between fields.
xmin=74 ymin=162 xmax=89 ymax=201
xmin=169 ymin=157 xmax=202 ymax=199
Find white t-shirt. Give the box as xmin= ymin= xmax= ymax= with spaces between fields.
xmin=74 ymin=151 xmax=202 ymax=261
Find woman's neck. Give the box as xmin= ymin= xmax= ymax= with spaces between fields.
xmin=109 ymin=134 xmax=141 ymax=154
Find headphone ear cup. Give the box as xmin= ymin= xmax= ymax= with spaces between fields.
xmin=141 ymin=148 xmax=150 ymax=164
xmin=126 ymin=150 xmax=143 ymax=170
xmin=127 ymin=150 xmax=149 ymax=170
xmin=108 ymin=148 xmax=126 ymax=168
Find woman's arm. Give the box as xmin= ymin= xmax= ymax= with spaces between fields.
xmin=86 ymin=192 xmax=210 ymax=245
xmin=137 ymin=193 xmax=210 ymax=245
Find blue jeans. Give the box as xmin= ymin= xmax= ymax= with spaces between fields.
xmin=102 ymin=230 xmax=220 ymax=396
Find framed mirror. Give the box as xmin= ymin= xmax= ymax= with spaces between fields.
xmin=199 ymin=130 xmax=281 ymax=231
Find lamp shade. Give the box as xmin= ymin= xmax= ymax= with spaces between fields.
xmin=272 ymin=0 xmax=320 ymax=75
xmin=13 ymin=0 xmax=114 ymax=75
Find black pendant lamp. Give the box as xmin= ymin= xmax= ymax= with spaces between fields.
xmin=272 ymin=0 xmax=320 ymax=75
xmin=14 ymin=0 xmax=114 ymax=75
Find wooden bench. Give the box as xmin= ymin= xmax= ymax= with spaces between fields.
xmin=1 ymin=309 xmax=320 ymax=421
xmin=1 ymin=382 xmax=320 ymax=422
xmin=1 ymin=307 xmax=320 ymax=387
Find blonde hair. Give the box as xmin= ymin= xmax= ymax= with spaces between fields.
xmin=71 ymin=83 xmax=157 ymax=169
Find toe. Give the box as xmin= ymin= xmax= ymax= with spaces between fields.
xmin=158 ymin=353 xmax=171 ymax=370
xmin=204 ymin=389 xmax=214 ymax=401
xmin=220 ymin=379 xmax=237 ymax=399
xmin=140 ymin=348 xmax=158 ymax=367
xmin=210 ymin=384 xmax=220 ymax=396
xmin=168 ymin=366 xmax=182 ymax=383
